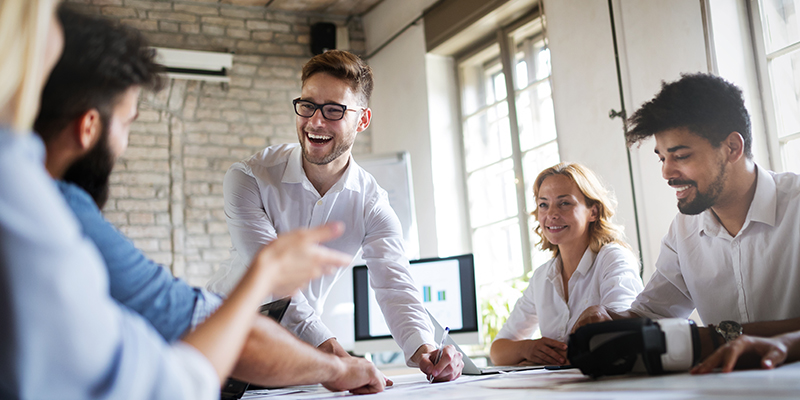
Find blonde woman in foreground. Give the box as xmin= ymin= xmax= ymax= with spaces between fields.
xmin=490 ymin=162 xmax=643 ymax=366
xmin=0 ymin=1 xmax=382 ymax=398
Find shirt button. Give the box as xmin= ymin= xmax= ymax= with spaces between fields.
xmin=317 ymin=200 xmax=322 ymax=206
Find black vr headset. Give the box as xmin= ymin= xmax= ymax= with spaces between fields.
xmin=568 ymin=318 xmax=701 ymax=378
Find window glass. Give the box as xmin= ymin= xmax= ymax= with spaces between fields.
xmin=457 ymin=16 xmax=559 ymax=289
xmin=522 ymin=141 xmax=561 ymax=214
xmin=466 ymin=159 xmax=517 ymax=227
xmin=757 ymin=0 xmax=800 ymax=173
xmin=760 ymin=0 xmax=800 ymax=53
xmin=472 ymin=218 xmax=523 ymax=284
xmin=767 ymin=50 xmax=800 ymax=138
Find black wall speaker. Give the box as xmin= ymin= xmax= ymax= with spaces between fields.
xmin=310 ymin=22 xmax=336 ymax=55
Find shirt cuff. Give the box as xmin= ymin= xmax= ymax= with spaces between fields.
xmin=190 ymin=289 xmax=224 ymax=331
xmin=170 ymin=341 xmax=220 ymax=400
xmin=297 ymin=318 xmax=336 ymax=348
xmin=402 ymin=330 xmax=435 ymax=367
xmin=629 ymin=301 xmax=668 ymax=320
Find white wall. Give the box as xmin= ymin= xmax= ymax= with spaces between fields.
xmin=367 ymin=23 xmax=440 ymax=258
xmin=426 ymin=53 xmax=472 ymax=257
xmin=709 ymin=0 xmax=772 ymax=168
xmin=542 ymin=0 xmax=641 ymax=268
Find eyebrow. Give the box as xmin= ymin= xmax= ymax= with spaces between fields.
xmin=654 ymin=145 xmax=690 ymax=154
xmin=538 ymin=194 xmax=571 ymax=200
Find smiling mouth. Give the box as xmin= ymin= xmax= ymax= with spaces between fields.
xmin=671 ymin=184 xmax=694 ymax=199
xmin=306 ymin=132 xmax=333 ymax=144
xmin=547 ymin=225 xmax=567 ymax=232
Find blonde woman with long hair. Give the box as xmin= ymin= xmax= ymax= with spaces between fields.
xmin=0 ymin=2 xmax=380 ymax=398
xmin=490 ymin=162 xmax=643 ymax=366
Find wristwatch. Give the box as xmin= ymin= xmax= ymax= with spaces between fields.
xmin=715 ymin=320 xmax=743 ymax=343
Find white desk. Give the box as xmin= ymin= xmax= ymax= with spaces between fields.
xmin=242 ymin=362 xmax=800 ymax=399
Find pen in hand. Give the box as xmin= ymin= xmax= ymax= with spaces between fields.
xmin=428 ymin=327 xmax=450 ymax=383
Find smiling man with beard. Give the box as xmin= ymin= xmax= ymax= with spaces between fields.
xmin=32 ymin=6 xmax=386 ymax=394
xmin=572 ymin=73 xmax=800 ymax=369
xmin=208 ymin=50 xmax=464 ymax=382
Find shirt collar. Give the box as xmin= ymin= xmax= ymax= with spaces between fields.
xmin=699 ymin=164 xmax=776 ymax=235
xmin=546 ymin=246 xmax=596 ymax=281
xmin=282 ymin=145 xmax=361 ymax=194
xmin=574 ymin=246 xmax=597 ymax=276
xmin=745 ymin=164 xmax=777 ymax=227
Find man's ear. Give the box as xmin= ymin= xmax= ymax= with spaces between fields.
xmin=723 ymin=131 xmax=745 ymax=163
xmin=355 ymin=107 xmax=372 ymax=133
xmin=75 ymin=109 xmax=102 ymax=151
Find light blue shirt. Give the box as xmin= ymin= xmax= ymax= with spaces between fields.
xmin=0 ymin=128 xmax=217 ymax=399
xmin=57 ymin=181 xmax=222 ymax=342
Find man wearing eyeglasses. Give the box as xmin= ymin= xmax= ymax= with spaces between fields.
xmin=208 ymin=50 xmax=463 ymax=382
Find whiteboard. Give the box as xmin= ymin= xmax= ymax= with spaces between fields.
xmin=355 ymin=151 xmax=419 ymax=258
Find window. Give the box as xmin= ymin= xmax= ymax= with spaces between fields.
xmin=457 ymin=15 xmax=559 ymax=290
xmin=754 ymin=0 xmax=800 ymax=172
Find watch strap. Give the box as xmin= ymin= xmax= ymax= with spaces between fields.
xmin=708 ymin=324 xmax=721 ymax=349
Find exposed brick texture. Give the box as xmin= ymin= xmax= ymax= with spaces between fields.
xmin=66 ymin=0 xmax=370 ymax=287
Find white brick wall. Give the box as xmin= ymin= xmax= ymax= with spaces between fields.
xmin=67 ymin=0 xmax=371 ymax=286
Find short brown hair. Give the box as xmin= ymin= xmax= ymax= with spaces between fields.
xmin=301 ymin=50 xmax=373 ymax=106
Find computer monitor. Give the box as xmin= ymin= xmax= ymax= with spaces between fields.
xmin=352 ymin=254 xmax=480 ymax=355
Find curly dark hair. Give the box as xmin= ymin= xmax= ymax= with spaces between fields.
xmin=34 ymin=4 xmax=164 ymax=142
xmin=626 ymin=73 xmax=752 ymax=158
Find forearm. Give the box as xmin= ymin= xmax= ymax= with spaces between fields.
xmin=230 ymin=316 xmax=344 ymax=386
xmin=742 ymin=317 xmax=800 ymax=338
xmin=694 ymin=318 xmax=800 ymax=363
xmin=490 ymin=339 xmax=526 ymax=366
xmin=777 ymin=330 xmax=800 ymax=364
xmin=183 ymin=260 xmax=275 ymax=382
xmin=317 ymin=337 xmax=351 ymax=358
xmin=609 ymin=308 xmax=642 ymax=320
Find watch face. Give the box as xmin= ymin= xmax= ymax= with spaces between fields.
xmin=719 ymin=321 xmax=742 ymax=333
xmin=718 ymin=320 xmax=743 ymax=342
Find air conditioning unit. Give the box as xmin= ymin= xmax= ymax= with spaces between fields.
xmin=153 ymin=47 xmax=233 ymax=83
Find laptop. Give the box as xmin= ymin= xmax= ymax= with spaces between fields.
xmin=426 ymin=310 xmax=547 ymax=375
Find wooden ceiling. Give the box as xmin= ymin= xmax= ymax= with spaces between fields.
xmin=219 ymin=0 xmax=385 ymax=16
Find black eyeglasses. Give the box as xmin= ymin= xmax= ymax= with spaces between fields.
xmin=292 ymin=98 xmax=363 ymax=121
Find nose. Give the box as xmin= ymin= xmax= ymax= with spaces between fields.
xmin=542 ymin=207 xmax=559 ymax=222
xmin=306 ymin=107 xmax=327 ymax=127
xmin=661 ymin=158 xmax=679 ymax=181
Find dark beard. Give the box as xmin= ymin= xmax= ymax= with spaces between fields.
xmin=672 ymin=161 xmax=727 ymax=215
xmin=63 ymin=132 xmax=115 ymax=210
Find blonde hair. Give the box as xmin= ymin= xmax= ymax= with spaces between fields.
xmin=0 ymin=0 xmax=57 ymax=132
xmin=532 ymin=162 xmax=631 ymax=256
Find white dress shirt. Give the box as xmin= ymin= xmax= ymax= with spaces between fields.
xmin=495 ymin=243 xmax=643 ymax=343
xmin=0 ymin=128 xmax=218 ymax=400
xmin=208 ymin=143 xmax=434 ymax=361
xmin=631 ymin=165 xmax=800 ymax=325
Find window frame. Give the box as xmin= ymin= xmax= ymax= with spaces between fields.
xmin=748 ymin=0 xmax=800 ymax=172
xmin=455 ymin=9 xmax=556 ymax=279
